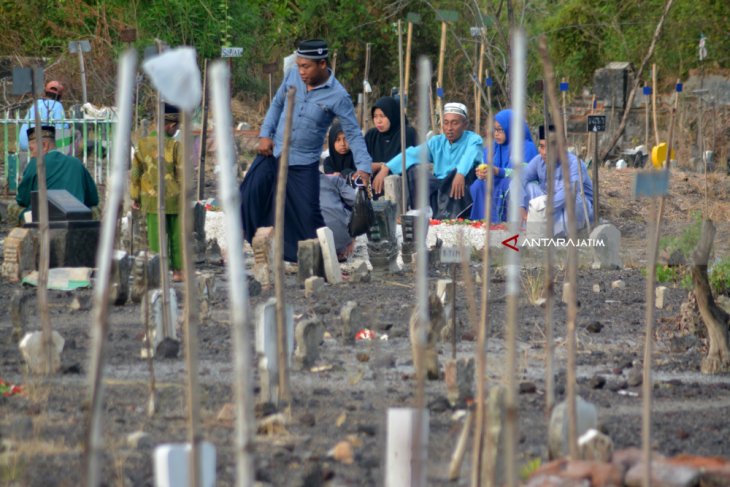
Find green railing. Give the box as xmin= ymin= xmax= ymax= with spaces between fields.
xmin=2 ymin=110 xmax=117 ymax=192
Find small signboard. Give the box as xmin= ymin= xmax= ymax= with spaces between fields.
xmin=435 ymin=9 xmax=459 ymax=22
xmin=12 ymin=67 xmax=43 ymax=96
xmin=587 ymin=115 xmax=606 ymax=133
xmin=262 ymin=62 xmax=278 ymax=74
xmin=221 ymin=47 xmax=244 ymax=58
xmin=633 ymin=170 xmax=669 ymax=198
xmin=68 ymin=40 xmax=91 ymax=53
xmin=405 ymin=12 xmax=421 ymax=24
xmin=439 ymin=246 xmax=463 ymax=264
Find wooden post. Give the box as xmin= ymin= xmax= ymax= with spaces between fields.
xmin=404 ymin=22 xmax=414 ymax=99
xmin=397 ymin=20 xmax=408 ymax=214
xmin=210 ymin=60 xmax=256 ymax=486
xmin=273 ymin=87 xmax=297 ymax=409
xmin=561 ymin=77 xmax=568 ymax=142
xmin=197 ymin=59 xmax=209 ymax=201
xmin=644 ymin=83 xmax=650 ymax=151
xmin=181 ymin=109 xmax=203 ymax=487
xmin=539 ymin=35 xmax=581 ymax=460
xmin=475 ymin=39 xmax=485 ymax=134
xmin=362 ymin=43 xmax=372 ymax=132
xmin=436 ymin=21 xmax=447 ymax=133
xmin=652 ymin=64 xmax=659 ymax=145
xmin=331 ymin=49 xmax=337 ymax=77
xmin=593 ymin=130 xmax=599 ymax=223
xmin=85 ymin=49 xmax=136 ymax=487
xmin=76 ymin=46 xmax=89 ymax=105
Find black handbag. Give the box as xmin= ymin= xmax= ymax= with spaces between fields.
xmin=348 ymin=185 xmax=374 ymax=237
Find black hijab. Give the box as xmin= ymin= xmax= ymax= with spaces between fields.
xmin=323 ymin=119 xmax=357 ymax=177
xmin=364 ymin=96 xmax=418 ymax=162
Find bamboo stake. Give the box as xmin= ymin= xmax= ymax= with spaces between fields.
xmin=448 ymin=412 xmax=473 ymax=480
xmin=85 ymin=49 xmax=136 ymax=487
xmin=180 ymin=110 xmax=203 ymax=487
xmin=561 ymin=77 xmax=568 ymax=142
xmin=475 ymin=39 xmax=485 ymax=134
xmin=652 ymin=64 xmax=659 ymax=146
xmin=31 ymin=74 xmax=52 ymax=375
xmin=542 ymin=82 xmax=556 ymax=419
xmin=412 ymin=56 xmax=431 ymax=487
xmin=644 ymin=83 xmax=650 ymax=151
xmin=273 ymin=87 xmax=296 ymax=409
xmin=398 ymin=20 xmax=408 ymax=214
xmin=142 ymin=248 xmax=156 ymax=417
xmin=331 ymin=50 xmax=337 ymax=77
xmin=539 ymin=35 xmax=581 ymax=459
xmin=210 ymin=60 xmax=256 ymax=487
xmin=197 ymin=59 xmax=209 ymax=201
xmin=404 ymin=22 xmax=414 ymax=99
xmin=503 ymin=28 xmax=527 ymax=487
xmin=471 ymin=73 xmax=494 ymax=487
xmin=436 ymin=22 xmax=447 ymax=133
xmin=362 ymin=43 xmax=372 ymax=132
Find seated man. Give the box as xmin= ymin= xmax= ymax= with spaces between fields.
xmin=520 ymin=125 xmax=593 ymax=237
xmin=372 ymin=102 xmax=482 ymax=219
xmin=16 ymin=125 xmax=99 ymax=223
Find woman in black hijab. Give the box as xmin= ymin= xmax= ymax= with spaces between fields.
xmin=365 ymin=96 xmax=418 ymax=181
xmin=323 ymin=119 xmax=357 ymax=182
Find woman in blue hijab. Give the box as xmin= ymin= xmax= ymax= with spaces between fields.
xmin=469 ymin=108 xmax=538 ymax=222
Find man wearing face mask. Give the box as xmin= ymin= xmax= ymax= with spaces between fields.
xmin=373 ymin=102 xmax=483 ymax=219
xmin=16 ymin=125 xmax=98 ymax=224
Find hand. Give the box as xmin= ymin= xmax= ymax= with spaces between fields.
xmin=354 ymin=170 xmax=371 ymax=186
xmin=371 ymin=162 xmax=383 ymax=174
xmin=331 ymin=171 xmax=341 ymax=177
xmin=372 ymin=165 xmax=389 ymax=194
xmin=520 ymin=207 xmax=528 ymax=224
xmin=257 ymin=137 xmax=274 ymax=156
xmin=450 ymin=173 xmax=466 ymax=199
xmin=475 ymin=165 xmax=489 ymax=180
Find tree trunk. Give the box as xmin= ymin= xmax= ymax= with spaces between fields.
xmin=690 ymin=219 xmax=730 ymax=374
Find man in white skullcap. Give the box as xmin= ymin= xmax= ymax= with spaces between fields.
xmin=372 ymin=102 xmax=483 ymax=219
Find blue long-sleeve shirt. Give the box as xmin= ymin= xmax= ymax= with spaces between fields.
xmin=385 ymin=131 xmax=483 ymax=178
xmin=19 ymin=98 xmax=66 ymax=151
xmin=521 ymin=151 xmax=593 ymax=211
xmin=259 ymin=67 xmax=372 ymax=173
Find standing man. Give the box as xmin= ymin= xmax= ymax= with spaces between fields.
xmin=15 ymin=125 xmax=98 ymax=223
xmin=19 ymin=81 xmax=67 ymax=159
xmin=240 ymin=39 xmax=372 ymax=262
xmin=130 ymin=104 xmax=185 ymax=282
xmin=373 ymin=102 xmax=483 ymax=219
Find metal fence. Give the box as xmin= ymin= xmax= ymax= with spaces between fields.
xmin=1 ymin=111 xmax=117 ymax=192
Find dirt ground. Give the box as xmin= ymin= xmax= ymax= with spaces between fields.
xmin=1 ymin=165 xmax=730 ymax=486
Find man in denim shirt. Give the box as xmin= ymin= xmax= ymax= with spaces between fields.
xmin=240 ymin=39 xmax=371 ymax=262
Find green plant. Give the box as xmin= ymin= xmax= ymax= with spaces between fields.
xmin=709 ymin=258 xmax=730 ymax=297
xmin=655 ymin=264 xmax=679 ymax=283
xmin=659 ymin=211 xmax=703 ymax=259
xmin=520 ymin=457 xmax=542 ymax=481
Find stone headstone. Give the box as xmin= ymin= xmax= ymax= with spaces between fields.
xmin=593 ymin=61 xmax=635 ymax=109
xmin=197 ymin=271 xmax=215 ymax=323
xmin=110 ymin=250 xmax=130 ymax=306
xmin=386 ymin=408 xmax=429 ymax=487
xmin=316 ymin=226 xmax=342 ymax=284
xmin=368 ymin=200 xmax=399 ymax=275
xmin=444 ymin=357 xmax=474 ymax=406
xmin=655 ymin=286 xmax=668 ymax=309
xmin=19 ymin=330 xmax=65 ymax=374
xmin=383 ymin=174 xmax=404 ymax=215
xmin=589 ymin=224 xmax=622 ymax=269
xmin=205 ymin=238 xmax=223 ymax=265
xmin=255 ymin=298 xmax=294 ymax=404
xmin=304 ymin=276 xmax=325 ymax=298
xmin=349 ymin=261 xmax=371 ymax=283
xmin=193 ymin=202 xmax=207 ymax=264
xmin=593 ymin=283 xmax=601 ymax=293
xmin=548 ymin=395 xmax=598 ymax=460
xmin=153 ymin=441 xmax=216 ymax=487
xmin=578 ymin=429 xmax=614 ymax=462
xmin=562 ymin=282 xmax=572 ymax=304
xmin=611 ymin=279 xmax=626 ymax=289
xmin=400 ymin=214 xmax=417 ymax=268
xmin=409 ymin=293 xmax=446 ymax=380
xmin=340 ymin=301 xmax=364 ymax=344
xmin=297 ymin=238 xmax=324 ymax=284
xmin=252 ymin=226 xmax=274 ymax=286
xmin=141 ymin=288 xmax=178 ymax=357
xmin=294 ymin=318 xmax=325 ymax=370
xmin=2 ymin=227 xmax=37 ymax=282
xmin=10 ymin=289 xmax=32 ymax=342
xmin=131 ymin=251 xmax=161 ymax=304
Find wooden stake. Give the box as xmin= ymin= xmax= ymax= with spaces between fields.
xmin=503 ymin=28 xmax=527 ymax=487
xmin=448 ymin=412 xmax=473 ymax=480
xmin=652 ymin=64 xmax=660 ymax=146
xmin=475 ymin=40 xmax=485 ymax=134
xmin=197 ymin=59 xmax=209 ymax=201
xmin=142 ymin=248 xmax=157 ymax=417
xmin=331 ymin=49 xmax=337 ymax=77
xmin=436 ymin=21 xmax=447 ymax=133
xmin=561 ymin=77 xmax=568 ymax=142
xmin=273 ymin=87 xmax=296 ymax=409
xmin=539 ymin=35 xmax=581 ymax=460
xmin=644 ymin=83 xmax=650 ymax=151
xmin=404 ymin=22 xmax=414 ymax=99
xmin=397 ymin=20 xmax=408 ymax=214
xmin=85 ymin=49 xmax=136 ymax=487
xmin=210 ymin=60 xmax=256 ymax=486
xmin=181 ymin=110 xmax=203 ymax=487
xmin=362 ymin=43 xmax=372 ymax=132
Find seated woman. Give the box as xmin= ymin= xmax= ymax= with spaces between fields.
xmin=365 ymin=96 xmax=418 ymax=189
xmin=319 ymin=173 xmax=357 ymax=261
xmin=323 ymin=119 xmax=357 ymax=183
xmin=469 ymin=109 xmax=538 ymax=223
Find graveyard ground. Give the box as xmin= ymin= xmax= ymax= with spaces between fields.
xmin=1 ymin=164 xmax=730 ymax=486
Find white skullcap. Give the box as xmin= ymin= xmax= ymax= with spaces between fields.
xmin=443 ymin=102 xmax=468 ymax=119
